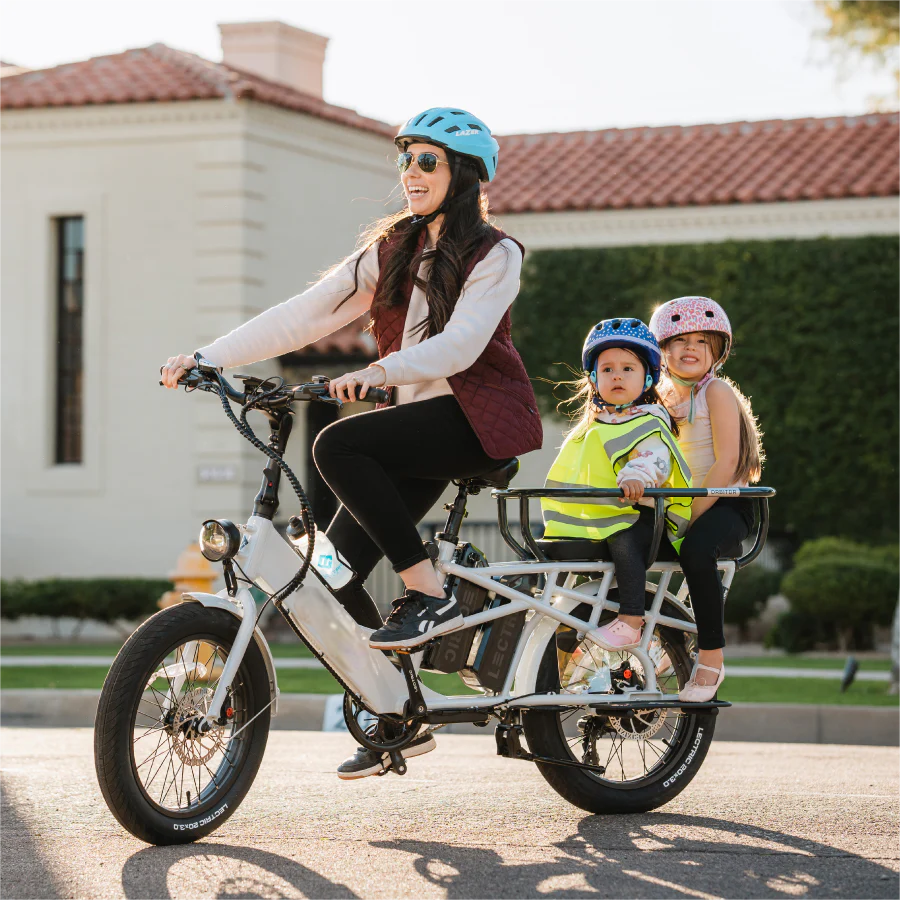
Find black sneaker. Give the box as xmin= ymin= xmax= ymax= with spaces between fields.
xmin=336 ymin=732 xmax=437 ymax=780
xmin=368 ymin=590 xmax=464 ymax=650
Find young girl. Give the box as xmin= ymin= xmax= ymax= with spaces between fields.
xmin=650 ymin=296 xmax=764 ymax=702
xmin=542 ymin=318 xmax=692 ymax=649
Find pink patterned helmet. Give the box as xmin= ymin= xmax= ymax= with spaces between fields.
xmin=649 ymin=296 xmax=732 ymax=359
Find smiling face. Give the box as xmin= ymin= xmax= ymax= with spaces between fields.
xmin=662 ymin=332 xmax=715 ymax=381
xmin=400 ymin=142 xmax=452 ymax=218
xmin=594 ymin=348 xmax=646 ymax=406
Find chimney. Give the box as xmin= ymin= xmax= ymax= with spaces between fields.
xmin=219 ymin=21 xmax=329 ymax=98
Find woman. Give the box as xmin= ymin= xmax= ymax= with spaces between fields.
xmin=161 ymin=107 xmax=542 ymax=776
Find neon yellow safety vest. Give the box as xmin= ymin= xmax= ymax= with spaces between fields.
xmin=541 ymin=413 xmax=692 ymax=551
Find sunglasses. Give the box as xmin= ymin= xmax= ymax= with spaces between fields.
xmin=396 ymin=151 xmax=450 ymax=175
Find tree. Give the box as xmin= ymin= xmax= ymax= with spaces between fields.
xmin=815 ymin=1 xmax=900 ymax=105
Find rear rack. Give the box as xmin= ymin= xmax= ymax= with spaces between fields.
xmin=492 ymin=486 xmax=776 ymax=568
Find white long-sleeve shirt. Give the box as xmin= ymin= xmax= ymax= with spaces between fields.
xmin=197 ymin=238 xmax=523 ymax=405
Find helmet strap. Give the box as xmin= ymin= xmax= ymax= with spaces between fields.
xmin=409 ymin=183 xmax=480 ymax=228
xmin=667 ymin=369 xmax=716 ymax=424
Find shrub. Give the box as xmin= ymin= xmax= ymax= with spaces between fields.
xmin=780 ymin=558 xmax=899 ymax=650
xmin=792 ymin=537 xmax=899 ymax=568
xmin=764 ymin=610 xmax=829 ymax=654
xmin=1 ymin=578 xmax=172 ymax=624
xmin=724 ymin=565 xmax=782 ymax=638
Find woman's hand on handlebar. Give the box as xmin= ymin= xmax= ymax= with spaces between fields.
xmin=160 ymin=354 xmax=197 ymax=389
xmin=328 ymin=365 xmax=387 ymax=403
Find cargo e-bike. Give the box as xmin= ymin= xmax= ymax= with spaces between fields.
xmin=94 ymin=358 xmax=774 ymax=845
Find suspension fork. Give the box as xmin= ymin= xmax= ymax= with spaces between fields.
xmin=197 ymin=587 xmax=258 ymax=726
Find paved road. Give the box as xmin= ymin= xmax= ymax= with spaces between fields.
xmin=1 ymin=729 xmax=897 ymax=899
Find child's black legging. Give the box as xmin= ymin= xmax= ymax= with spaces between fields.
xmin=608 ymin=499 xmax=753 ymax=650
xmin=312 ymin=395 xmax=497 ymax=629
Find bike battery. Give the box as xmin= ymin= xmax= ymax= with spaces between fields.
xmin=423 ymin=543 xmax=490 ymax=674
xmin=425 ymin=578 xmax=489 ymax=672
xmin=472 ymin=597 xmax=527 ymax=692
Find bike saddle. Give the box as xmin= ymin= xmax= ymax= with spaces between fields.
xmin=461 ymin=458 xmax=519 ymax=491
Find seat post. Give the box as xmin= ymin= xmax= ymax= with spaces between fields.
xmin=435 ymin=481 xmax=470 ymax=545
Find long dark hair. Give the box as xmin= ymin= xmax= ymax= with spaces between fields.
xmin=334 ymin=148 xmax=501 ymax=338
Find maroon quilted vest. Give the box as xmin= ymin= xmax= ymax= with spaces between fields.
xmin=371 ymin=224 xmax=543 ymax=460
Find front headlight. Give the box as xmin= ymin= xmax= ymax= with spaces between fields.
xmin=199 ymin=519 xmax=241 ymax=562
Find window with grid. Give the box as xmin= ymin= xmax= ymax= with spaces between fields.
xmin=55 ymin=217 xmax=84 ymax=464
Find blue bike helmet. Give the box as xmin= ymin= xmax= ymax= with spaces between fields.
xmin=395 ymin=108 xmax=500 ymax=182
xmin=582 ymin=318 xmax=662 ymax=386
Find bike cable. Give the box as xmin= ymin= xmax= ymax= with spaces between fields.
xmin=209 ymin=370 xmax=317 ymax=604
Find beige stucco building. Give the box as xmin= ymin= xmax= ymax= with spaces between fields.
xmin=2 ymin=21 xmax=897 ymax=588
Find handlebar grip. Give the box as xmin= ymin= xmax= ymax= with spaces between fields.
xmin=365 ymin=388 xmax=389 ymax=404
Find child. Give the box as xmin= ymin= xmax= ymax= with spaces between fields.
xmin=650 ymin=297 xmax=764 ymax=702
xmin=542 ymin=318 xmax=692 ymax=650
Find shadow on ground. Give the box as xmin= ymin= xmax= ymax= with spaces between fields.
xmin=113 ymin=813 xmax=898 ymax=899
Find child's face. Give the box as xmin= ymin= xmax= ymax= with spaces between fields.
xmin=663 ymin=332 xmax=714 ymax=381
xmin=593 ymin=348 xmax=646 ymax=406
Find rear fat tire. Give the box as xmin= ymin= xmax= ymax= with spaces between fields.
xmin=94 ymin=603 xmax=271 ymax=845
xmin=523 ymin=598 xmax=716 ymax=815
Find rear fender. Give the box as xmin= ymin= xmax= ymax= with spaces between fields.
xmin=180 ymin=591 xmax=279 ymax=715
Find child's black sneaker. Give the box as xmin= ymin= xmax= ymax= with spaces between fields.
xmin=368 ymin=589 xmax=464 ymax=650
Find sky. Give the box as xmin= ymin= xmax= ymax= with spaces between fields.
xmin=2 ymin=0 xmax=896 ymax=134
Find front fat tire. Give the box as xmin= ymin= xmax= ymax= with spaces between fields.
xmin=94 ymin=603 xmax=271 ymax=845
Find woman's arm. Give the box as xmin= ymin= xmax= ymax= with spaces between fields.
xmin=689 ymin=379 xmax=742 ymax=522
xmin=373 ymin=239 xmax=522 ymax=386
xmin=196 ymin=246 xmax=379 ymax=370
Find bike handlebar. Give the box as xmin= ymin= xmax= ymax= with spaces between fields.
xmin=163 ymin=367 xmax=390 ymax=408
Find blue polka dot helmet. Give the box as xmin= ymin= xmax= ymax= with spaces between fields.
xmin=582 ymin=318 xmax=662 ymax=386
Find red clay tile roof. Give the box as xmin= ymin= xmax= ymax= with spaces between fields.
xmin=0 ymin=43 xmax=394 ymax=137
xmin=487 ymin=115 xmax=899 ymax=213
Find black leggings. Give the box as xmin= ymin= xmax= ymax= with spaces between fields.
xmin=312 ymin=395 xmax=496 ymax=628
xmin=606 ymin=499 xmax=753 ymax=650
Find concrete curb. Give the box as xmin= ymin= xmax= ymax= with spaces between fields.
xmin=1 ymin=690 xmax=897 ymax=744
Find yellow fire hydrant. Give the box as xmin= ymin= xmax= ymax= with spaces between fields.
xmin=158 ymin=544 xmax=218 ymax=609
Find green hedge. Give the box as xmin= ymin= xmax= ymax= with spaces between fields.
xmin=515 ymin=236 xmax=899 ymax=545
xmin=0 ymin=579 xmax=172 ymax=624
xmin=724 ymin=565 xmax=782 ymax=638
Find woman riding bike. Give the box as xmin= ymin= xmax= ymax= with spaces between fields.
xmin=161 ymin=107 xmax=542 ymax=778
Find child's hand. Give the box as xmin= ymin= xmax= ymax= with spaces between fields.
xmin=619 ymin=479 xmax=645 ymax=502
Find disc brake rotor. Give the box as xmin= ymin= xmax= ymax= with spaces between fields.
xmin=608 ymin=708 xmax=668 ymax=740
xmin=172 ymin=687 xmax=224 ymax=765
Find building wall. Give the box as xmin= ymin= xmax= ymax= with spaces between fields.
xmin=0 ymin=99 xmax=395 ymax=580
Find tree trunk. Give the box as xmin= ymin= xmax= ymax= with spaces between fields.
xmin=890 ymin=599 xmax=899 ymax=696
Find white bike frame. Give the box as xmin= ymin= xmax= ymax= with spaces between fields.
xmin=184 ymin=486 xmax=773 ymax=727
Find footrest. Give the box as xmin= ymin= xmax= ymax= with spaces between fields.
xmin=588 ymin=699 xmax=731 ymax=712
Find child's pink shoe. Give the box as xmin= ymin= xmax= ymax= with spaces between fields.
xmin=594 ymin=618 xmax=642 ymax=649
xmin=678 ymin=662 xmax=725 ymax=702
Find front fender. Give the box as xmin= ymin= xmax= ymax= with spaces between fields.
xmin=180 ymin=591 xmax=279 ymax=715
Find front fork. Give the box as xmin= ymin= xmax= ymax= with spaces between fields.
xmin=161 ymin=587 xmax=258 ymax=727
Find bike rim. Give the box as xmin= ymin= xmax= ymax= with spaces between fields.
xmin=552 ymin=625 xmax=693 ymax=787
xmin=129 ymin=637 xmax=252 ymax=815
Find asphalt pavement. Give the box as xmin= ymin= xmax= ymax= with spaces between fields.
xmin=1 ymin=729 xmax=897 ymax=899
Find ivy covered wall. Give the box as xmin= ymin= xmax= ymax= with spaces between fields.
xmin=514 ymin=235 xmax=899 ymax=545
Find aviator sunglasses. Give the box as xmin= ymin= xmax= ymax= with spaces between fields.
xmin=396 ymin=151 xmax=450 ymax=175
